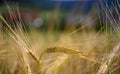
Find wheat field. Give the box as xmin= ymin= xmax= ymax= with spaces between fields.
xmin=0 ymin=0 xmax=120 ymax=74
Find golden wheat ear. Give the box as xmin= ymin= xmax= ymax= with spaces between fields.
xmin=39 ymin=46 xmax=102 ymax=64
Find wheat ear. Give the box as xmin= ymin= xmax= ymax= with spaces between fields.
xmin=39 ymin=46 xmax=102 ymax=64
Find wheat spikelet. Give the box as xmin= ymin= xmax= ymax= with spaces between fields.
xmin=0 ymin=5 xmax=40 ymax=73
xmin=45 ymin=46 xmax=82 ymax=54
xmin=28 ymin=50 xmax=39 ymax=63
xmin=0 ymin=9 xmax=40 ymax=63
xmin=40 ymin=46 xmax=102 ymax=64
xmin=26 ymin=64 xmax=32 ymax=74
xmin=97 ymin=42 xmax=120 ymax=74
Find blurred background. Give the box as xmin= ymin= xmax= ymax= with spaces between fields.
xmin=0 ymin=0 xmax=119 ymax=32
